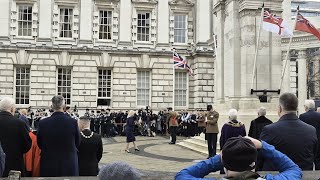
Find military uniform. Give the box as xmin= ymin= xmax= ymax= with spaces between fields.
xmin=206 ymin=110 xmax=219 ymax=157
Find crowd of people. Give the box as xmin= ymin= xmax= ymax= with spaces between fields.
xmin=1 ymin=92 xmax=320 ymax=179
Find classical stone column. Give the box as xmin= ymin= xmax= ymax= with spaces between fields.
xmin=79 ymin=0 xmax=92 ymax=41
xmin=297 ymin=49 xmax=307 ymax=114
xmin=119 ymin=0 xmax=132 ymax=43
xmin=0 ymin=0 xmax=10 ymax=37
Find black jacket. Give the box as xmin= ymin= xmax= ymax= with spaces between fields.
xmin=0 ymin=142 xmax=4 ymax=177
xmin=260 ymin=113 xmax=317 ymax=171
xmin=299 ymin=110 xmax=320 ymax=169
xmin=37 ymin=112 xmax=80 ymax=177
xmin=248 ymin=116 xmax=273 ymax=139
xmin=78 ymin=129 xmax=103 ymax=176
xmin=0 ymin=111 xmax=31 ymax=177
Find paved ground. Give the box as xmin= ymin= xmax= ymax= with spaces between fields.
xmin=100 ymin=135 xmax=207 ymax=174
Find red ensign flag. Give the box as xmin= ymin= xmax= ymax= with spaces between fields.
xmin=295 ymin=13 xmax=320 ymax=40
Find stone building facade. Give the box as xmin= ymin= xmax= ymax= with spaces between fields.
xmin=0 ymin=0 xmax=216 ymax=111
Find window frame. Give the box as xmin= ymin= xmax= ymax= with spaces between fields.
xmin=97 ymin=69 xmax=112 ymax=107
xmin=98 ymin=9 xmax=113 ymax=41
xmin=59 ymin=7 xmax=74 ymax=39
xmin=14 ymin=66 xmax=31 ymax=105
xmin=136 ymin=11 xmax=151 ymax=42
xmin=173 ymin=14 xmax=188 ymax=44
xmin=56 ymin=67 xmax=72 ymax=105
xmin=17 ymin=4 xmax=33 ymax=37
xmin=136 ymin=70 xmax=151 ymax=107
xmin=174 ymin=70 xmax=189 ymax=108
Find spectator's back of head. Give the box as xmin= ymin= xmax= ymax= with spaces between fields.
xmin=99 ymin=162 xmax=141 ymax=180
xmin=0 ymin=97 xmax=16 ymax=114
xmin=51 ymin=95 xmax=65 ymax=111
xmin=207 ymin=105 xmax=213 ymax=111
xmin=279 ymin=93 xmax=298 ymax=112
xmin=304 ymin=100 xmax=315 ymax=111
xmin=228 ymin=109 xmax=238 ymax=120
xmin=20 ymin=109 xmax=28 ymax=116
xmin=222 ymin=137 xmax=257 ymax=172
xmin=258 ymin=107 xmax=266 ymax=117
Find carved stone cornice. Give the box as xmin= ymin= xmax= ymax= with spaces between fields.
xmin=238 ymin=0 xmax=282 ymax=13
xmin=95 ymin=0 xmax=120 ymax=8
xmin=54 ymin=0 xmax=80 ymax=6
xmin=132 ymin=0 xmax=158 ymax=5
xmin=213 ymin=0 xmax=225 ymax=13
xmin=169 ymin=0 xmax=194 ymax=7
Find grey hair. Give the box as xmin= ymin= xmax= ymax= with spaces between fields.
xmin=99 ymin=162 xmax=142 ymax=180
xmin=304 ymin=100 xmax=315 ymax=110
xmin=0 ymin=97 xmax=15 ymax=112
xmin=258 ymin=107 xmax=266 ymax=116
xmin=51 ymin=95 xmax=65 ymax=110
xmin=228 ymin=109 xmax=238 ymax=120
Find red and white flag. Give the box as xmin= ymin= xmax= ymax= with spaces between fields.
xmin=296 ymin=13 xmax=320 ymax=40
xmin=262 ymin=10 xmax=293 ymax=37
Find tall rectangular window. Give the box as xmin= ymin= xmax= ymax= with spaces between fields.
xmin=99 ymin=10 xmax=112 ymax=40
xmin=15 ymin=67 xmax=30 ymax=104
xmin=18 ymin=5 xmax=32 ymax=37
xmin=174 ymin=71 xmax=187 ymax=107
xmin=137 ymin=71 xmax=150 ymax=106
xmin=174 ymin=15 xmax=187 ymax=43
xmin=57 ymin=68 xmax=72 ymax=105
xmin=137 ymin=12 xmax=150 ymax=42
xmin=98 ymin=69 xmax=112 ymax=106
xmin=59 ymin=8 xmax=73 ymax=38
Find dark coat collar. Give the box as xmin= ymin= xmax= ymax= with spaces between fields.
xmin=0 ymin=111 xmax=13 ymax=116
xmin=279 ymin=113 xmax=298 ymax=121
xmin=51 ymin=112 xmax=66 ymax=116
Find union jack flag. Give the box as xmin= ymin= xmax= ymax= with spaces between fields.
xmin=173 ymin=51 xmax=194 ymax=77
xmin=173 ymin=52 xmax=186 ymax=69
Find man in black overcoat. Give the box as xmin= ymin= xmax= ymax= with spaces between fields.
xmin=260 ymin=93 xmax=318 ymax=171
xmin=0 ymin=97 xmax=31 ymax=177
xmin=248 ymin=107 xmax=273 ymax=139
xmin=299 ymin=99 xmax=320 ymax=170
xmin=37 ymin=95 xmax=80 ymax=177
xmin=78 ymin=116 xmax=103 ymax=176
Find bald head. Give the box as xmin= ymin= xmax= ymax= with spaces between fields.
xmin=0 ymin=97 xmax=16 ymax=115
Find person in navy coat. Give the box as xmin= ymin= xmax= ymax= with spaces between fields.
xmin=260 ymin=93 xmax=317 ymax=171
xmin=37 ymin=95 xmax=80 ymax=177
xmin=299 ymin=99 xmax=320 ymax=170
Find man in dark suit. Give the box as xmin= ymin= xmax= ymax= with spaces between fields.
xmin=78 ymin=116 xmax=103 ymax=176
xmin=248 ymin=107 xmax=273 ymax=139
xmin=260 ymin=93 xmax=318 ymax=171
xmin=37 ymin=95 xmax=80 ymax=177
xmin=0 ymin=97 xmax=31 ymax=177
xmin=299 ymin=99 xmax=320 ymax=170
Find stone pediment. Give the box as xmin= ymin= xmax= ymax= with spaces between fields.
xmin=169 ymin=0 xmax=194 ymax=6
xmin=95 ymin=0 xmax=120 ymax=6
xmin=131 ymin=0 xmax=158 ymax=4
xmin=54 ymin=0 xmax=80 ymax=4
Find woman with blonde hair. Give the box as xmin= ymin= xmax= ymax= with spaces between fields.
xmin=125 ymin=110 xmax=139 ymax=153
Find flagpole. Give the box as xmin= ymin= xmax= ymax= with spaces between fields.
xmin=279 ymin=6 xmax=300 ymax=91
xmin=250 ymin=3 xmax=265 ymax=93
xmin=172 ymin=48 xmax=175 ymax=111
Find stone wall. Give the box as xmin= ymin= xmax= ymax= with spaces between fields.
xmin=0 ymin=49 xmax=214 ymax=110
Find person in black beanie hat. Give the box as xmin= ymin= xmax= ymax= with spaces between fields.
xmin=175 ymin=136 xmax=302 ymax=180
xmin=221 ymin=136 xmax=258 ymax=176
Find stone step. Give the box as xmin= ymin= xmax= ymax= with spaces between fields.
xmin=177 ymin=135 xmax=221 ymax=155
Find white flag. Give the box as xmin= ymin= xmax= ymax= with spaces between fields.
xmin=262 ymin=10 xmax=293 ymax=37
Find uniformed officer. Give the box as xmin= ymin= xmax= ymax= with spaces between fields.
xmin=89 ymin=110 xmax=96 ymax=132
xmin=94 ymin=111 xmax=102 ymax=134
